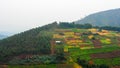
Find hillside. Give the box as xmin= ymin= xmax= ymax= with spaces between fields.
xmin=0 ymin=22 xmax=58 ymax=63
xmin=0 ymin=22 xmax=120 ymax=68
xmin=0 ymin=22 xmax=93 ymax=64
xmin=75 ymin=8 xmax=120 ymax=26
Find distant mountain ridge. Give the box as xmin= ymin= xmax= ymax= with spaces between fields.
xmin=0 ymin=34 xmax=7 ymax=39
xmin=0 ymin=32 xmax=13 ymax=39
xmin=75 ymin=8 xmax=120 ymax=26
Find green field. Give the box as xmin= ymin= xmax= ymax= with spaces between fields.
xmin=68 ymin=46 xmax=120 ymax=65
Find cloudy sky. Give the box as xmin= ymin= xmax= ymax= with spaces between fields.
xmin=0 ymin=0 xmax=120 ymax=34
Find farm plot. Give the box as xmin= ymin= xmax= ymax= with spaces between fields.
xmin=91 ymin=50 xmax=120 ymax=59
xmin=117 ymin=38 xmax=120 ymax=46
xmin=92 ymin=39 xmax=102 ymax=48
xmin=79 ymin=44 xmax=94 ymax=49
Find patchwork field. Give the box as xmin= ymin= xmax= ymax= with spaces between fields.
xmin=52 ymin=28 xmax=120 ymax=67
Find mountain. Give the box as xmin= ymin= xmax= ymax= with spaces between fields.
xmin=75 ymin=8 xmax=120 ymax=26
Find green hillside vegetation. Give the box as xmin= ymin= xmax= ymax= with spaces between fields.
xmin=0 ymin=22 xmax=58 ymax=63
xmin=76 ymin=8 xmax=120 ymax=27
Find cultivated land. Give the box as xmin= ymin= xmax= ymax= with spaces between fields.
xmin=52 ymin=28 xmax=120 ymax=67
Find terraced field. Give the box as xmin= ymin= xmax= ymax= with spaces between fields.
xmin=53 ymin=28 xmax=120 ymax=66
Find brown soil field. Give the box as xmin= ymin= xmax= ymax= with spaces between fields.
xmin=117 ymin=38 xmax=120 ymax=46
xmin=91 ymin=50 xmax=120 ymax=59
xmin=112 ymin=66 xmax=120 ymax=68
xmin=80 ymin=44 xmax=91 ymax=48
xmin=92 ymin=40 xmax=102 ymax=48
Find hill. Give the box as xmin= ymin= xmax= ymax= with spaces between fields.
xmin=75 ymin=8 xmax=120 ymax=26
xmin=0 ymin=22 xmax=120 ymax=67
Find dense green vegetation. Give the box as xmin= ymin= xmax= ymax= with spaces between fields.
xmin=59 ymin=22 xmax=92 ymax=29
xmin=99 ymin=26 xmax=120 ymax=32
xmin=0 ymin=22 xmax=58 ymax=63
xmin=76 ymin=58 xmax=109 ymax=68
xmin=59 ymin=22 xmax=120 ymax=32
xmin=9 ymin=54 xmax=66 ymax=65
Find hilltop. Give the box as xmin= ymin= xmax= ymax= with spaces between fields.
xmin=75 ymin=8 xmax=120 ymax=26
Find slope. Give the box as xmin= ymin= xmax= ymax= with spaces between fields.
xmin=0 ymin=22 xmax=58 ymax=63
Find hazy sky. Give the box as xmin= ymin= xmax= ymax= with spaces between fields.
xmin=0 ymin=0 xmax=120 ymax=34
